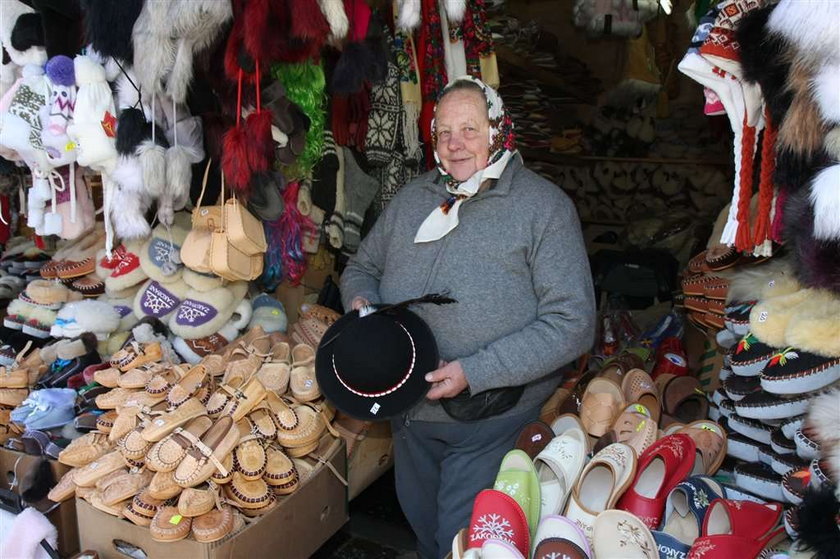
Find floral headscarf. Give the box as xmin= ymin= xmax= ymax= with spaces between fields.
xmin=415 ymin=76 xmax=517 ymax=243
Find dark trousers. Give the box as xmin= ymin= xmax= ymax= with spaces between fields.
xmin=390 ymin=407 xmax=539 ymax=559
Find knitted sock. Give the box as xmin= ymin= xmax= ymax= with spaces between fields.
xmin=327 ymin=144 xmax=346 ymax=249
xmin=341 ymin=147 xmax=379 ymax=252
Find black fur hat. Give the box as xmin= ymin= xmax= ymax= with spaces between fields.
xmin=81 ymin=0 xmax=143 ymax=62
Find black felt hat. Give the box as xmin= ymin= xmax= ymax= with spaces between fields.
xmin=316 ymin=295 xmax=455 ymax=421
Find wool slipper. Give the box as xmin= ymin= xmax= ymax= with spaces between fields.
xmin=97 ymin=287 xmax=141 ymax=332
xmin=102 ymin=239 xmax=146 ymax=290
xmin=133 ymin=277 xmax=190 ymax=323
xmin=730 ymin=333 xmax=777 ymax=377
xmin=734 ymin=462 xmax=784 ymax=501
xmin=182 ymin=268 xmax=224 ymax=292
xmin=139 ymin=213 xmax=191 ymax=284
xmin=760 ymin=346 xmax=840 ymax=395
xmin=168 ymin=281 xmax=251 ymax=340
xmin=50 ymin=299 xmax=120 ymax=340
xmin=749 ymin=288 xmax=831 ymax=348
xmin=25 ymin=280 xmax=83 ymax=307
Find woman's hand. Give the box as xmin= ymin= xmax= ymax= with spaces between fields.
xmin=350 ymin=296 xmax=371 ymax=311
xmin=425 ymin=360 xmax=469 ymax=400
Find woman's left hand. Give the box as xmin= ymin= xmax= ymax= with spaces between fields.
xmin=425 ymin=360 xmax=469 ymax=400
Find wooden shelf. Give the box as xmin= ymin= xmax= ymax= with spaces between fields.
xmin=520 ymin=148 xmax=733 ymax=167
xmin=495 ymin=45 xmax=596 ymax=105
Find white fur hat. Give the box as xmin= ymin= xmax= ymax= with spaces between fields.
xmin=0 ymin=0 xmax=47 ymax=68
xmin=50 ymin=299 xmax=120 ymax=340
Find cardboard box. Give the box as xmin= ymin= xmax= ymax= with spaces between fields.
xmin=0 ymin=447 xmax=79 ymax=557
xmin=77 ymin=437 xmax=348 ymax=559
xmin=347 ymin=422 xmax=393 ymax=501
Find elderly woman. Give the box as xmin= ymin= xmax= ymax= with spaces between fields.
xmin=340 ymin=76 xmax=596 ymax=559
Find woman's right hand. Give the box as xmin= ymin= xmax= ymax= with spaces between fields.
xmin=350 ymin=296 xmax=371 ymax=311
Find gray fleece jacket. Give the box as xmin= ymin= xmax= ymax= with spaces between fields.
xmin=340 ymin=155 xmax=596 ymax=422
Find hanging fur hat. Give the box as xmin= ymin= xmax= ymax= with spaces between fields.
xmin=0 ymin=0 xmax=47 ymax=68
xmin=80 ymin=0 xmax=142 ymax=63
xmin=396 ymin=0 xmax=421 ymax=30
xmin=132 ymin=0 xmax=232 ymax=103
xmin=812 ymin=62 xmax=840 ymax=125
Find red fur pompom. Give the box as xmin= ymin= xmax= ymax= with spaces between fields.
xmin=223 ymin=125 xmax=252 ymax=192
xmin=244 ymin=110 xmax=274 ymax=175
xmin=290 ymin=0 xmax=330 ymax=40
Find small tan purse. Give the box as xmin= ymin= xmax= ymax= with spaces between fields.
xmin=208 ymin=174 xmax=265 ymax=281
xmin=225 ymin=196 xmax=267 ymax=256
xmin=181 ymin=161 xmax=219 ymax=274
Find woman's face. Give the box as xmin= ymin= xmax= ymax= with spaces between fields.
xmin=434 ymin=89 xmax=490 ymax=181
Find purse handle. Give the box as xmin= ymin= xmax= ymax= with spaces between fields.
xmin=195 ymin=158 xmax=213 ymax=212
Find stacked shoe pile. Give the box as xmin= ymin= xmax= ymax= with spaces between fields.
xmin=712 ymin=269 xmax=840 ymax=511
xmin=45 ymin=326 xmax=340 ymax=544
xmin=0 ymin=237 xmax=49 ymax=302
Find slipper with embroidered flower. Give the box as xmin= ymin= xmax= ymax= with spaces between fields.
xmin=174 ymin=415 xmax=240 ymax=488
xmin=686 ymin=499 xmax=785 ymax=559
xmin=146 ymin=415 xmax=214 ymax=472
xmin=593 ymin=509 xmax=658 ymax=559
xmin=140 ymin=397 xmax=206 ymax=442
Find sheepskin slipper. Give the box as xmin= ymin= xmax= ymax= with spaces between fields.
xmin=25 ymin=279 xmax=83 ymax=307
xmin=168 ymin=282 xmax=251 ymax=340
xmin=139 ymin=214 xmax=191 ymax=284
xmin=182 ymin=268 xmax=224 ymax=292
xmin=49 ymin=299 xmax=120 ymax=340
xmin=133 ymin=278 xmax=190 ymax=323
xmin=172 ymin=321 xmax=240 ymax=364
xmin=749 ymin=289 xmax=824 ymax=348
xmin=104 ymin=240 xmax=148 ymax=293
xmin=98 ymin=288 xmax=141 ymax=332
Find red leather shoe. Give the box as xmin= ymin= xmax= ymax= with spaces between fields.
xmin=467 ymin=489 xmax=530 ymax=558
xmin=616 ymin=434 xmax=696 ymax=529
xmin=687 ymin=499 xmax=785 ymax=558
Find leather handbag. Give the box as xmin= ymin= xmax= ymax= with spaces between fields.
xmin=225 ymin=196 xmax=267 ymax=256
xmin=207 ymin=173 xmax=264 ymax=281
xmin=181 ymin=161 xmax=220 ymax=273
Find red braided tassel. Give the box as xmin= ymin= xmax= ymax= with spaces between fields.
xmin=735 ymin=119 xmax=757 ymax=252
xmin=753 ymin=109 xmax=777 ymax=246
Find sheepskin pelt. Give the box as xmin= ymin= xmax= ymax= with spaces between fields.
xmin=767 ymin=0 xmax=840 ymax=65
xmin=724 ymin=257 xmax=795 ymax=304
xmin=778 ymin=57 xmax=829 ymax=165
xmin=783 ymin=188 xmax=840 ymax=294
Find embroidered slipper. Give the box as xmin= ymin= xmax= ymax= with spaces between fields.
xmin=733 ymin=462 xmax=784 ymax=501
xmin=47 ymin=468 xmax=78 ymax=503
xmin=734 ymin=389 xmax=820 ymax=420
xmin=760 ymin=347 xmax=840 ymax=395
xmin=140 ymin=397 xmax=206 ymax=442
xmin=123 ymin=490 xmax=163 ymax=527
xmin=565 ymin=443 xmax=637 ymax=544
xmin=117 ymin=426 xmax=153 ymax=462
xmin=169 ymin=281 xmax=251 ymax=340
xmin=247 ymin=404 xmax=277 ymax=440
xmin=592 ymin=509 xmax=658 ymax=559
xmin=493 ymin=450 xmax=542 ymax=540
xmin=617 ymin=434 xmax=696 ymax=529
xmin=191 ymin=505 xmax=235 ymax=543
xmin=58 ymin=431 xmax=111 ymax=467
xmin=276 ymin=402 xmax=327 ymax=452
xmin=177 ymin=485 xmax=216 ymax=518
xmin=723 ymin=374 xmax=761 ymax=401
xmin=730 ymin=333 xmax=777 ymax=377
xmin=147 ymin=470 xmax=182 ymax=500
xmin=675 ymin=420 xmax=727 ymax=475
xmin=533 ymin=419 xmax=588 ymax=518
xmin=727 ymin=414 xmax=773 ymax=444
xmin=467 ymin=489 xmax=530 ymax=557
xmin=263 ymin=445 xmax=299 ymax=494
xmin=723 ymin=302 xmax=754 ymax=337
xmin=718 ymin=398 xmax=735 ymax=419
xmin=622 ymin=368 xmax=660 ymax=424
xmin=104 ymin=240 xmax=148 ymax=292
xmin=233 ymin=422 xmax=267 ymax=481
xmin=579 ymin=377 xmax=625 ymax=438
xmin=173 ymin=415 xmax=239 ymax=488
xmin=687 ymin=499 xmax=785 ymax=559
xmin=532 ymin=515 xmax=592 ymax=559
xmin=133 ymin=278 xmax=190 ymax=323
xmin=223 ymin=472 xmax=273 ymax=511
xmin=146 ymin=415 xmax=214 ymax=472
xmin=74 ymin=450 xmax=129 ymax=487
xmin=658 ymin=475 xmax=725 ymax=553
xmin=150 ymin=506 xmax=192 ymax=542
xmin=781 ymin=467 xmax=810 ymax=505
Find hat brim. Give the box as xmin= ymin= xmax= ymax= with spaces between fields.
xmin=316 ymin=308 xmax=436 ymax=421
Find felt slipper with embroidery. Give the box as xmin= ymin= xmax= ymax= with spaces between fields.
xmin=533 ymin=417 xmax=589 ymax=518
xmin=168 ymin=281 xmax=251 ymax=340
xmin=770 ymin=427 xmax=796 ymax=455
xmin=734 ymin=462 xmax=784 ymax=501
xmin=467 ymin=489 xmax=530 ymax=557
xmin=727 ymin=414 xmax=773 ymax=444
xmin=723 ymin=302 xmax=754 ymax=336
xmin=493 ymin=450 xmax=542 ymax=540
xmin=734 ymin=389 xmax=820 ymax=420
xmin=687 ymin=499 xmax=785 ymax=559
xmin=617 ymin=434 xmax=696 ymax=529
xmin=593 ymin=509 xmax=658 ymax=559
xmin=134 ymin=278 xmax=190 ymax=323
xmin=564 ymin=443 xmax=637 ymax=543
xmin=730 ymin=333 xmax=777 ymax=377
xmin=781 ymin=467 xmax=810 ymax=505
xmin=723 ymin=374 xmax=761 ymax=401
xmin=656 ymin=475 xmax=725 ymax=555
xmin=760 ymin=346 xmax=840 ymax=395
